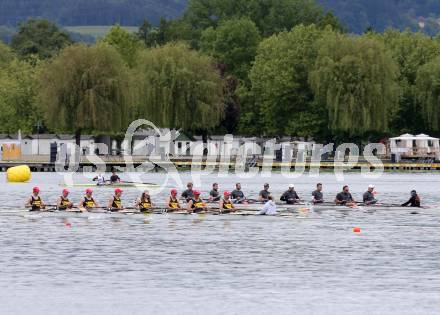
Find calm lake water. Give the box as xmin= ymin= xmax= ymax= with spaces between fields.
xmin=1 ymin=171 xmax=440 ymax=315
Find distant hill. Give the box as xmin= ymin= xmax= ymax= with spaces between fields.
xmin=0 ymin=0 xmax=186 ymax=27
xmin=0 ymin=0 xmax=439 ymax=36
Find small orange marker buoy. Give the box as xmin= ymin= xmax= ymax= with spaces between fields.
xmin=353 ymin=227 xmax=361 ymax=233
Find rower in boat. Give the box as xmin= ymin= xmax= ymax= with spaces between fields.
xmin=108 ymin=188 xmax=124 ymax=211
xmin=401 ymin=190 xmax=421 ymax=207
xmin=25 ymin=187 xmax=45 ymax=211
xmin=280 ymin=184 xmax=301 ymax=204
xmin=209 ymin=183 xmax=221 ymax=202
xmin=335 ymin=185 xmax=356 ymax=207
xmin=258 ymin=183 xmax=271 ymax=203
xmin=181 ymin=182 xmax=194 ymax=202
xmin=78 ymin=188 xmax=100 ymax=212
xmin=231 ymin=183 xmax=246 ymax=204
xmin=166 ymin=189 xmax=181 ymax=211
xmin=110 ymin=170 xmax=121 ymax=184
xmin=135 ymin=190 xmax=153 ymax=212
xmin=363 ymin=185 xmax=378 ymax=205
xmin=259 ymin=196 xmax=277 ymax=215
xmin=57 ymin=189 xmax=73 ymax=210
xmin=93 ymin=173 xmax=106 ymax=186
xmin=219 ymin=191 xmax=235 ymax=213
xmin=187 ymin=190 xmax=207 ymax=213
xmin=312 ymin=183 xmax=324 ymax=204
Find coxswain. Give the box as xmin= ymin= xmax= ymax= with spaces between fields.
xmin=312 ymin=183 xmax=324 ymax=204
xmin=219 ymin=191 xmax=235 ymax=213
xmin=108 ymin=188 xmax=124 ymax=211
xmin=363 ymin=184 xmax=378 ymax=205
xmin=166 ymin=189 xmax=181 ymax=211
xmin=25 ymin=187 xmax=45 ymax=211
xmin=401 ymin=190 xmax=421 ymax=207
xmin=231 ymin=183 xmax=246 ymax=203
xmin=135 ymin=190 xmax=153 ymax=212
xmin=181 ymin=182 xmax=194 ymax=202
xmin=187 ymin=190 xmax=207 ymax=213
xmin=209 ymin=183 xmax=221 ymax=202
xmin=110 ymin=170 xmax=120 ymax=184
xmin=280 ymin=184 xmax=300 ymax=204
xmin=93 ymin=173 xmax=106 ymax=186
xmin=259 ymin=196 xmax=277 ymax=215
xmin=57 ymin=189 xmax=73 ymax=210
xmin=78 ymin=188 xmax=100 ymax=212
xmin=258 ymin=183 xmax=271 ymax=203
xmin=335 ymin=185 xmax=356 ymax=207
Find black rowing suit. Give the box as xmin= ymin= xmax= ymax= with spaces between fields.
xmin=139 ymin=196 xmax=152 ymax=212
xmin=83 ymin=196 xmax=95 ymax=209
xmin=30 ymin=196 xmax=42 ymax=211
xmin=111 ymin=196 xmax=122 ymax=211
xmin=58 ymin=196 xmax=71 ymax=210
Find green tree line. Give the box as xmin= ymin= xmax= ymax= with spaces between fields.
xmin=1 ymin=0 xmax=440 ymax=143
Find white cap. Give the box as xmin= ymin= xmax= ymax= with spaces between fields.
xmin=368 ymin=184 xmax=375 ymax=189
xmin=289 ymin=184 xmax=294 ymax=188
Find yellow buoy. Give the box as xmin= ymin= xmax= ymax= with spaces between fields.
xmin=7 ymin=165 xmax=31 ymax=182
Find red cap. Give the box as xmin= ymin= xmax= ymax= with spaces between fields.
xmin=224 ymin=191 xmax=230 ymax=197
xmin=62 ymin=189 xmax=70 ymax=194
xmin=171 ymin=189 xmax=177 ymax=195
xmin=86 ymin=188 xmax=93 ymax=194
xmin=193 ymin=190 xmax=201 ymax=196
xmin=115 ymin=188 xmax=123 ymax=194
xmin=33 ymin=187 xmax=40 ymax=193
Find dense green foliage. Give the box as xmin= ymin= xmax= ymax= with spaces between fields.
xmin=38 ymin=44 xmax=131 ymax=136
xmin=134 ymin=43 xmax=224 ymax=131
xmin=11 ymin=19 xmax=72 ymax=60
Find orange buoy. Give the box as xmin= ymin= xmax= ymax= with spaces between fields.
xmin=353 ymin=227 xmax=361 ymax=233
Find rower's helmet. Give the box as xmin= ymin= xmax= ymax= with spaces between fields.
xmin=86 ymin=188 xmax=93 ymax=194
xmin=62 ymin=189 xmax=69 ymax=195
xmin=224 ymin=191 xmax=231 ymax=197
xmin=115 ymin=188 xmax=123 ymax=194
xmin=33 ymin=187 xmax=40 ymax=193
xmin=411 ymin=190 xmax=417 ymax=196
xmin=193 ymin=190 xmax=201 ymax=196
xmin=171 ymin=189 xmax=177 ymax=195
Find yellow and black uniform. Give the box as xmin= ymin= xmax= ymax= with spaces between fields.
xmin=111 ymin=196 xmax=122 ymax=209
xmin=191 ymin=198 xmax=205 ymax=210
xmin=30 ymin=196 xmax=42 ymax=211
xmin=168 ymin=197 xmax=180 ymax=209
xmin=58 ymin=196 xmax=71 ymax=210
xmin=222 ymin=199 xmax=233 ymax=210
xmin=139 ymin=196 xmax=152 ymax=212
xmin=83 ymin=196 xmax=95 ymax=208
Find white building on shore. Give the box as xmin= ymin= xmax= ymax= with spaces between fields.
xmin=389 ymin=133 xmax=440 ymax=161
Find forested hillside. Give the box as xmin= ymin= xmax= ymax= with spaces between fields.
xmin=0 ymin=0 xmax=186 ymax=26
xmin=318 ymin=0 xmax=440 ymax=34
xmin=1 ymin=0 xmax=440 ymax=35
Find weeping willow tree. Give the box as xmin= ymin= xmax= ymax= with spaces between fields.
xmin=415 ymin=56 xmax=440 ymax=132
xmin=134 ymin=42 xmax=224 ymax=132
xmin=310 ymin=33 xmax=400 ymax=136
xmin=38 ymin=43 xmax=131 ymax=145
